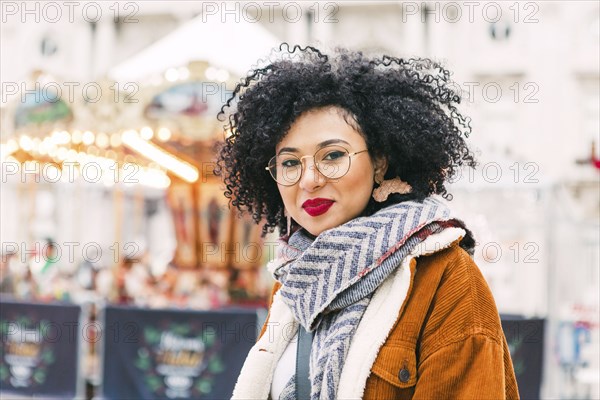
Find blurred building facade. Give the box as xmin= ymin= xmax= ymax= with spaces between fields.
xmin=2 ymin=1 xmax=599 ymax=180
xmin=1 ymin=2 xmax=598 ymax=399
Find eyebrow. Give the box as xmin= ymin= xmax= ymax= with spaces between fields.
xmin=277 ymin=139 xmax=351 ymax=155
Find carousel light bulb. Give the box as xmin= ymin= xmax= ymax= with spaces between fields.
xmin=165 ymin=68 xmax=178 ymax=82
xmin=32 ymin=137 xmax=41 ymax=152
xmin=19 ymin=135 xmax=33 ymax=151
xmin=60 ymin=130 xmax=71 ymax=144
xmin=38 ymin=144 xmax=48 ymax=155
xmin=140 ymin=126 xmax=154 ymax=140
xmin=57 ymin=147 xmax=69 ymax=160
xmin=72 ymin=130 xmax=82 ymax=144
xmin=157 ymin=127 xmax=171 ymax=142
xmin=44 ymin=137 xmax=57 ymax=152
xmin=96 ymin=132 xmax=109 ymax=148
xmin=110 ymin=132 xmax=122 ymax=147
xmin=66 ymin=149 xmax=78 ymax=161
xmin=216 ymin=69 xmax=229 ymax=82
xmin=82 ymin=131 xmax=95 ymax=145
xmin=52 ymin=130 xmax=68 ymax=144
xmin=205 ymin=66 xmax=217 ymax=80
xmin=51 ymin=130 xmax=68 ymax=145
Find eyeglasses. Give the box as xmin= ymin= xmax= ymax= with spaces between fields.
xmin=265 ymin=145 xmax=369 ymax=186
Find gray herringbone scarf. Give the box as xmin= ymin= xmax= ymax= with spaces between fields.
xmin=271 ymin=197 xmax=463 ymax=400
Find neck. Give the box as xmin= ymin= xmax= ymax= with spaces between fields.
xmin=303 ymin=229 xmax=317 ymax=241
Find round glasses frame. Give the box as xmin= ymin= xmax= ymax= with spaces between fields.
xmin=265 ymin=147 xmax=369 ymax=186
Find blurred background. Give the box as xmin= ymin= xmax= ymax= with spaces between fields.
xmin=0 ymin=1 xmax=598 ymax=399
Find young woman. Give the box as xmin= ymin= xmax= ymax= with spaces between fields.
xmin=216 ymin=44 xmax=519 ymax=400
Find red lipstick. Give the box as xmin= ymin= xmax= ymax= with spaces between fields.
xmin=302 ymin=198 xmax=334 ymax=217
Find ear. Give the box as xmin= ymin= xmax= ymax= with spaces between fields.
xmin=373 ymin=156 xmax=388 ymax=182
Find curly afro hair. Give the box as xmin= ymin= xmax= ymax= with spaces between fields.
xmin=215 ymin=43 xmax=478 ymax=238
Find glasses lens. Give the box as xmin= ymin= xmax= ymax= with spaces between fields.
xmin=269 ymin=154 xmax=302 ymax=185
xmin=315 ymin=146 xmax=350 ymax=179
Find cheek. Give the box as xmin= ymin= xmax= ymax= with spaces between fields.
xmin=344 ymin=163 xmax=374 ymax=195
xmin=277 ymin=186 xmax=295 ymax=211
xmin=334 ymin=168 xmax=374 ymax=217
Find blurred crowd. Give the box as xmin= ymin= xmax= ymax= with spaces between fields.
xmin=0 ymin=239 xmax=245 ymax=310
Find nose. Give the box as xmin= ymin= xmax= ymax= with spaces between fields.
xmin=298 ymin=155 xmax=325 ymax=191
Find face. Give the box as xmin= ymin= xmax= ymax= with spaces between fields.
xmin=274 ymin=106 xmax=387 ymax=237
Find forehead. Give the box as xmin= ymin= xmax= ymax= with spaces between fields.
xmin=276 ymin=107 xmax=366 ymax=152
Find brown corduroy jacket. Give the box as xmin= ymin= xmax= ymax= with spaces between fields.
xmin=258 ymin=241 xmax=520 ymax=399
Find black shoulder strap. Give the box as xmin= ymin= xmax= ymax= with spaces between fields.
xmin=295 ymin=326 xmax=313 ymax=399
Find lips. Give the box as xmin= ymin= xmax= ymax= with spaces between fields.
xmin=302 ymin=198 xmax=335 ymax=217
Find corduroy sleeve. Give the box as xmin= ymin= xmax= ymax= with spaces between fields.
xmin=413 ymin=333 xmax=511 ymax=399
xmin=413 ymin=246 xmax=520 ymax=400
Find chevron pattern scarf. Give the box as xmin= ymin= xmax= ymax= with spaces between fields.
xmin=270 ymin=197 xmax=467 ymax=399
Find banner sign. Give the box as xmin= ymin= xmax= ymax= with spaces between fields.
xmin=0 ymin=296 xmax=82 ymax=399
xmin=501 ymin=316 xmax=545 ymax=400
xmin=100 ymin=306 xmax=260 ymax=399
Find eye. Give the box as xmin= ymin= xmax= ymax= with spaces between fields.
xmin=322 ymin=151 xmax=346 ymax=161
xmin=281 ymin=158 xmax=301 ymax=168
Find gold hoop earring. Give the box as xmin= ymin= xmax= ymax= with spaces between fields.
xmin=372 ymin=177 xmax=412 ymax=202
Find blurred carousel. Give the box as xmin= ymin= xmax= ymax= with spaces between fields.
xmin=0 ymin=60 xmax=271 ymax=310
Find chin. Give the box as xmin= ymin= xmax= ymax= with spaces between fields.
xmin=304 ymin=220 xmax=337 ymax=237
